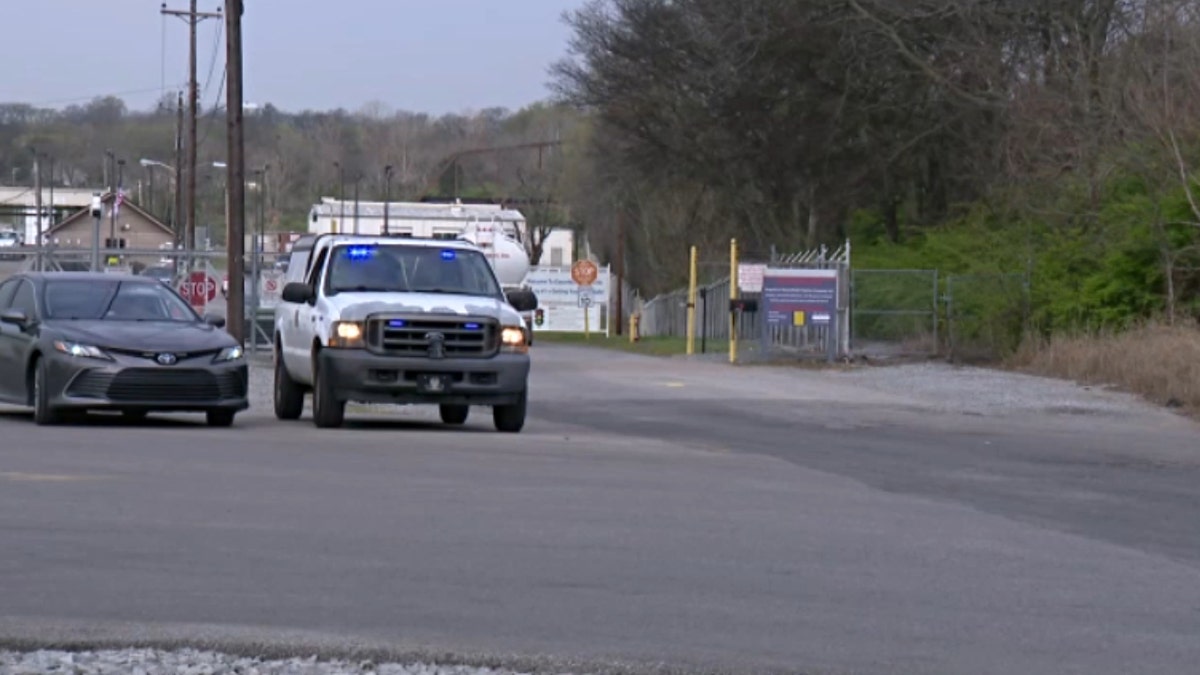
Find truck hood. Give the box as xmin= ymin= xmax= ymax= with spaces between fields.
xmin=326 ymin=292 xmax=526 ymax=327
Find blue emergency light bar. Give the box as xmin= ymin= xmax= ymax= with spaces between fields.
xmin=346 ymin=245 xmax=376 ymax=260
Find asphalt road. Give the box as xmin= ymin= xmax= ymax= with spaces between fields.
xmin=2 ymin=346 xmax=1200 ymax=675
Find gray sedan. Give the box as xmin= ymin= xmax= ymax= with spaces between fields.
xmin=0 ymin=272 xmax=249 ymax=426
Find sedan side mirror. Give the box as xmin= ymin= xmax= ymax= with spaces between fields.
xmin=203 ymin=313 xmax=227 ymax=328
xmin=282 ymin=281 xmax=314 ymax=304
xmin=505 ymin=288 xmax=538 ymax=313
xmin=0 ymin=309 xmax=28 ymax=328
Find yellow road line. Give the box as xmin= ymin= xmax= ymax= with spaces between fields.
xmin=0 ymin=472 xmax=108 ymax=483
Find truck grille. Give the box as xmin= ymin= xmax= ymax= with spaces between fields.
xmin=368 ymin=316 xmax=497 ymax=358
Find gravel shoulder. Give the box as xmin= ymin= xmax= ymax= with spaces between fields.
xmin=0 ymin=649 xmax=536 ymax=675
xmin=820 ymin=360 xmax=1181 ymax=420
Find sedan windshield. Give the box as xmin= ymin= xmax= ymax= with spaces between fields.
xmin=43 ymin=279 xmax=200 ymax=322
xmin=326 ymin=244 xmax=501 ymax=297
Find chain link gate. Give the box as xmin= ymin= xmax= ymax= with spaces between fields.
xmin=945 ymin=273 xmax=1029 ymax=361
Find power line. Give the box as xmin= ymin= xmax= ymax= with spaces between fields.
xmin=162 ymin=1 xmax=223 ymax=257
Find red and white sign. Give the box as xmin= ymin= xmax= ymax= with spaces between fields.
xmin=178 ymin=271 xmax=218 ymax=308
xmin=259 ymin=270 xmax=285 ymax=309
xmin=738 ymin=264 xmax=767 ymax=293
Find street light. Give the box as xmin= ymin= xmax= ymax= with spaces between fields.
xmin=141 ymin=157 xmax=182 ymax=261
xmin=140 ymin=158 xmax=174 ymax=221
xmin=333 ymin=161 xmax=345 ymax=232
xmin=383 ymin=165 xmax=393 ymax=236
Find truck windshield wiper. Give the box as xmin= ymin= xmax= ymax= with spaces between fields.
xmin=333 ymin=285 xmax=397 ymax=293
xmin=410 ymin=288 xmax=472 ymax=295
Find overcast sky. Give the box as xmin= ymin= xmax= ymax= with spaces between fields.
xmin=3 ymin=0 xmax=589 ymax=115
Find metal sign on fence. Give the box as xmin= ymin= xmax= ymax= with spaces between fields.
xmin=259 ymin=269 xmax=285 ymax=310
xmin=760 ymin=267 xmax=840 ymax=362
xmin=738 ymin=263 xmax=766 ymax=293
xmin=762 ymin=268 xmax=838 ymax=326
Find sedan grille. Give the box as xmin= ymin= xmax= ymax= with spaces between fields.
xmin=367 ymin=316 xmax=497 ymax=358
xmin=66 ymin=369 xmax=246 ymax=402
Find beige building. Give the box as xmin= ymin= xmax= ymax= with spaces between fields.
xmin=45 ymin=193 xmax=176 ymax=267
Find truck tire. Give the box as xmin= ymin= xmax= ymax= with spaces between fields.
xmin=274 ymin=347 xmax=304 ymax=421
xmin=492 ymin=389 xmax=526 ymax=433
xmin=439 ymin=404 xmax=469 ymax=426
xmin=311 ymin=351 xmax=345 ymax=429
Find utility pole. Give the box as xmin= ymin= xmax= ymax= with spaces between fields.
xmin=31 ymin=148 xmax=42 ymax=270
xmin=224 ymin=0 xmax=246 ymax=344
xmin=174 ymin=91 xmax=185 ymax=252
xmin=105 ymin=149 xmax=115 ymax=253
xmin=47 ymin=155 xmax=55 ymax=236
xmin=615 ymin=208 xmax=625 ymax=336
xmin=383 ymin=165 xmax=393 ymax=235
xmin=161 ymin=1 xmax=222 ymax=260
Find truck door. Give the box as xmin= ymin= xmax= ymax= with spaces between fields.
xmin=283 ymin=246 xmax=327 ymax=385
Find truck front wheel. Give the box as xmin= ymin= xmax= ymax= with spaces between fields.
xmin=492 ymin=390 xmax=526 ymax=433
xmin=311 ymin=351 xmax=345 ymax=429
xmin=274 ymin=347 xmax=304 ymax=420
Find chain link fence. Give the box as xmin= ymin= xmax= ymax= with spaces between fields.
xmin=850 ymin=269 xmax=940 ymax=357
xmin=0 ymin=245 xmax=284 ymax=352
xmin=636 ymin=242 xmax=850 ymax=359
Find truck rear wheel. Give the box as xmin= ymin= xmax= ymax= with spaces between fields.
xmin=492 ymin=390 xmax=526 ymax=433
xmin=440 ymin=404 xmax=469 ymax=426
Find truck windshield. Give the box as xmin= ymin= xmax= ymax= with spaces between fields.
xmin=326 ymin=244 xmax=502 ymax=297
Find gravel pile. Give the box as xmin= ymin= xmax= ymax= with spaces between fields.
xmin=0 ymin=649 xmax=535 ymax=675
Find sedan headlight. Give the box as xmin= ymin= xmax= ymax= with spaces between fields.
xmin=53 ymin=340 xmax=113 ymax=361
xmin=329 ymin=321 xmax=365 ymax=349
xmin=500 ymin=325 xmax=528 ymax=354
xmin=214 ymin=345 xmax=244 ymax=363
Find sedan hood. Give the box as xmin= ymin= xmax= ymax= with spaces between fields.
xmin=47 ymin=320 xmax=237 ymax=352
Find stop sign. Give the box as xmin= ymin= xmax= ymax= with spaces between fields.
xmin=178 ymin=271 xmax=218 ymax=307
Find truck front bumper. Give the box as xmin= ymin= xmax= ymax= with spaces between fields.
xmin=318 ymin=349 xmax=530 ymax=406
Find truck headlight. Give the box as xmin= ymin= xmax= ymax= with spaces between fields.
xmin=500 ymin=326 xmax=528 ymax=354
xmin=329 ymin=321 xmax=365 ymax=349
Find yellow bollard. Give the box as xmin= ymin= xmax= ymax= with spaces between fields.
xmin=686 ymin=246 xmax=698 ymax=355
xmin=729 ymin=238 xmax=739 ymax=364
xmin=630 ymin=312 xmax=640 ymax=343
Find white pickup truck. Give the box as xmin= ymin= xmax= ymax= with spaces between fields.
xmin=272 ymin=234 xmax=536 ymax=431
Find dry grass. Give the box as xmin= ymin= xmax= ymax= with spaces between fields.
xmin=1010 ymin=320 xmax=1200 ymax=414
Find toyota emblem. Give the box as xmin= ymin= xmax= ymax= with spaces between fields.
xmin=156 ymin=353 xmax=178 ymax=366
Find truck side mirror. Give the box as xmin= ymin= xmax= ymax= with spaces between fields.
xmin=505 ymin=289 xmax=538 ymax=313
xmin=282 ymin=282 xmax=314 ymax=304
